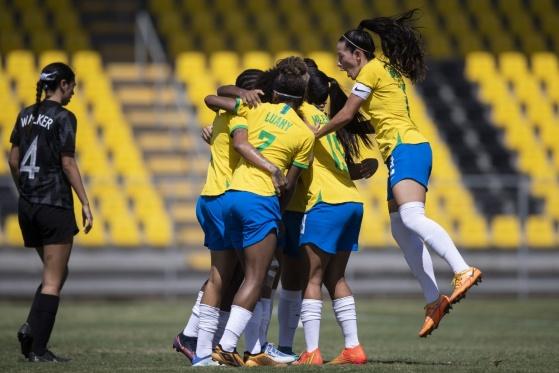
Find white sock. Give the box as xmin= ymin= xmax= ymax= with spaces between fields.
xmin=332 ymin=296 xmax=359 ymax=348
xmin=278 ymin=289 xmax=302 ymax=349
xmin=183 ymin=290 xmax=204 ymax=337
xmin=301 ymin=299 xmax=322 ymax=352
xmin=219 ymin=305 xmax=253 ymax=352
xmin=196 ymin=304 xmax=220 ymax=358
xmin=212 ymin=310 xmax=229 ymax=347
xmin=390 ymin=212 xmax=440 ymax=303
xmin=259 ymin=297 xmax=273 ymax=347
xmin=399 ymin=202 xmax=469 ymax=274
xmin=244 ymin=301 xmax=263 ymax=354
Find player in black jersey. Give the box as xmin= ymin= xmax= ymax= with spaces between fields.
xmin=8 ymin=62 xmax=93 ymax=362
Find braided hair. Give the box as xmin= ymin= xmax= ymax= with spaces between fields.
xmin=235 ymin=68 xmax=263 ymax=90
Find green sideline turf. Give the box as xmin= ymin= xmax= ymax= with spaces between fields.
xmin=0 ymin=298 xmax=558 ymax=372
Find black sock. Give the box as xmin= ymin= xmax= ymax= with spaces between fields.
xmin=25 ymin=284 xmax=42 ymax=333
xmin=31 ymin=293 xmax=60 ymax=355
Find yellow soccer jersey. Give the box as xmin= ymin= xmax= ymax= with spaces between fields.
xmin=298 ymin=102 xmax=362 ymax=210
xmin=229 ymin=100 xmax=315 ymax=197
xmin=200 ymin=111 xmax=244 ymax=196
xmin=352 ymin=58 xmax=427 ymax=161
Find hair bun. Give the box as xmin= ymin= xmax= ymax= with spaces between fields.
xmin=276 ymin=56 xmax=308 ymax=77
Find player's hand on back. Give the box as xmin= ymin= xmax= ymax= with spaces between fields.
xmin=82 ymin=204 xmax=93 ymax=234
xmin=271 ymin=167 xmax=288 ymax=196
xmin=201 ymin=125 xmax=213 ymax=144
xmin=240 ymin=89 xmax=264 ymax=108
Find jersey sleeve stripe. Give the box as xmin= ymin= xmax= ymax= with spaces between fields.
xmin=292 ymin=160 xmax=309 ymax=169
xmin=229 ymin=124 xmax=248 ymax=135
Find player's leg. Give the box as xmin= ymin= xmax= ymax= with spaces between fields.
xmin=194 ymin=250 xmax=238 ymax=366
xmin=214 ymin=232 xmax=277 ymax=366
xmin=324 ymin=252 xmax=366 ymax=365
xmin=257 ymin=251 xmax=295 ymax=364
xmin=28 ymin=242 xmax=72 ymax=362
xmin=277 ymin=211 xmax=304 ymax=356
xmin=173 ymin=282 xmax=205 ymax=361
xmin=213 ymin=262 xmax=243 ymax=347
xmin=293 ymin=244 xmax=328 ymax=365
xmin=278 ymin=254 xmax=303 ymax=356
xmin=393 ymin=179 xmax=481 ymax=304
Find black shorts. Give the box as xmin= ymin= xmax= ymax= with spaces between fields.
xmin=18 ymin=197 xmax=79 ymax=247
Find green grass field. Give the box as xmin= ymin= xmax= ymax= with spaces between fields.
xmin=1 ymin=297 xmax=558 ymax=372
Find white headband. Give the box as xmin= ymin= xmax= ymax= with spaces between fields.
xmin=39 ymin=71 xmax=57 ymax=81
xmin=342 ymin=34 xmax=370 ymax=53
xmin=273 ymin=90 xmax=302 ymax=99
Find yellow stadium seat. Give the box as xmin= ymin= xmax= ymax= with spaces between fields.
xmin=5 ymin=214 xmax=23 ymax=247
xmin=532 ymin=53 xmax=558 ymax=82
xmin=359 ymin=212 xmax=390 ymax=248
xmin=6 ymin=50 xmax=36 ymax=80
xmin=176 ymin=52 xmax=207 ymax=81
xmin=457 ymin=216 xmax=489 ymax=248
xmin=144 ymin=217 xmax=173 ymax=247
xmin=526 ymin=216 xmax=556 ymax=248
xmin=191 ymin=13 xmax=215 ymax=33
xmin=307 ymin=51 xmax=337 ymax=77
xmin=476 ymin=12 xmax=504 ymax=36
xmin=488 ymin=34 xmax=516 ymax=54
xmin=425 ymin=33 xmax=453 ymax=59
xmin=491 ymin=215 xmax=521 ymax=249
xmin=158 ymin=12 xmax=183 ymax=37
xmin=210 ymin=51 xmax=241 ymax=84
xmin=266 ymin=34 xmax=292 ymax=54
xmin=299 ymin=35 xmax=323 ymax=54
xmin=178 ymin=226 xmax=204 ymax=246
xmin=168 ymin=34 xmax=195 ymax=57
xmin=109 ymin=219 xmax=141 ymax=246
xmin=73 ymin=50 xmax=103 ymax=76
xmin=39 ymin=50 xmax=68 ymax=68
xmin=500 ymin=52 xmax=528 ymax=82
xmin=149 ymin=0 xmax=174 ymax=13
xmin=277 ymin=0 xmax=302 ymax=14
xmin=181 ymin=0 xmax=206 ymax=12
xmin=220 ymin=10 xmax=246 ymax=34
xmin=0 ymin=32 xmax=25 ymax=54
xmin=242 ymin=51 xmax=273 ymax=71
xmin=232 ymin=33 xmax=259 ymax=53
xmin=465 ymin=52 xmax=497 ymax=82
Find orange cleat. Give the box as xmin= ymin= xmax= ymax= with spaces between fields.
xmin=450 ymin=267 xmax=483 ymax=304
xmin=327 ymin=344 xmax=368 ymax=365
xmin=243 ymin=351 xmax=288 ymax=367
xmin=211 ymin=344 xmax=244 ymax=367
xmin=293 ymin=348 xmax=323 ymax=365
xmin=419 ymin=295 xmax=451 ymax=338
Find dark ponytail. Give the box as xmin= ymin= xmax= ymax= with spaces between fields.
xmin=342 ymin=9 xmax=426 ymax=82
xmin=33 ymin=62 xmax=75 ymax=118
xmin=303 ymin=58 xmax=374 ymax=165
xmin=327 ymin=78 xmax=374 ymax=165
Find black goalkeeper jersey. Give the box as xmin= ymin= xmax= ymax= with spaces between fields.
xmin=10 ymin=100 xmax=77 ymax=209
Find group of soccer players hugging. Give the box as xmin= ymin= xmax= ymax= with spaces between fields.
xmin=170 ymin=9 xmax=483 ymax=367
xmin=12 ymin=8 xmax=482 ymax=366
